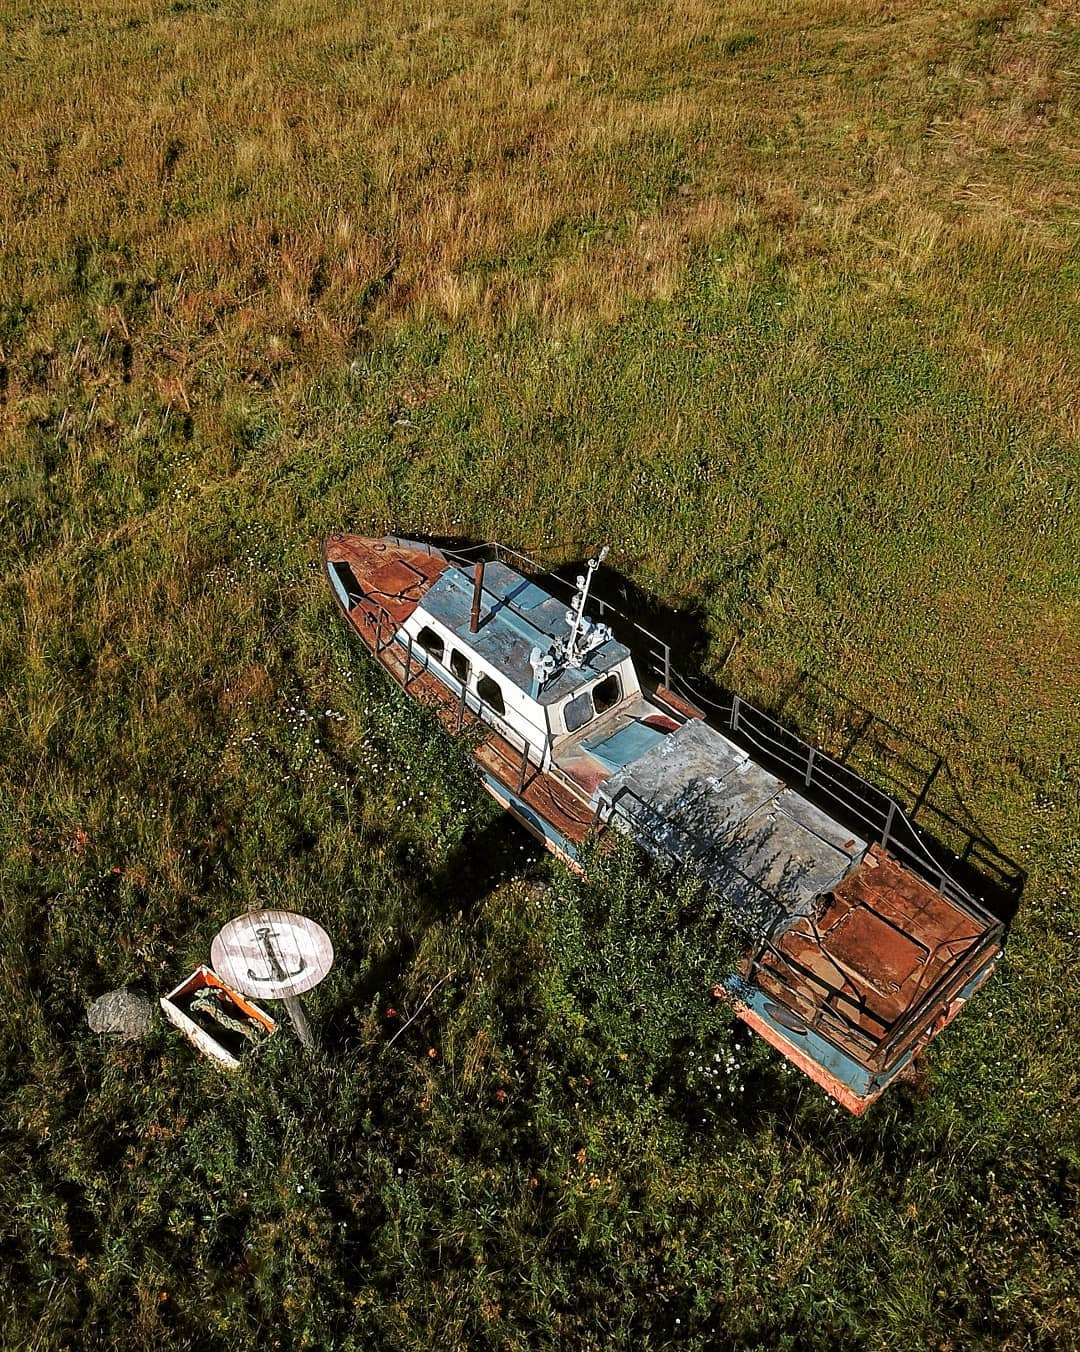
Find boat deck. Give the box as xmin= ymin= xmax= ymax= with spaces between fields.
xmin=598 ymin=718 xmax=868 ymax=919
xmin=325 ymin=535 xmax=448 ymax=633
xmin=750 ymin=845 xmax=996 ymax=1071
xmin=551 ymin=696 xmax=679 ymax=797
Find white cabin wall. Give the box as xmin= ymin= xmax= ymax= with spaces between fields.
xmin=401 ymin=609 xmax=552 ymax=766
xmin=548 ymin=656 xmax=644 ymax=744
xmin=617 ymin=656 xmax=642 ymax=700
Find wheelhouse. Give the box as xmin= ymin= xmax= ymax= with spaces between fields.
xmin=394 ymin=558 xmax=646 ymax=775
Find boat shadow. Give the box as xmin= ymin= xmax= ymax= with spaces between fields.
xmin=315 ymin=811 xmax=544 ymax=1055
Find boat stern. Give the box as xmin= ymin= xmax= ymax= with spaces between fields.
xmin=732 ymin=845 xmax=1003 ymax=1112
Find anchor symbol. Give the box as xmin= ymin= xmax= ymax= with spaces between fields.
xmin=245 ymin=924 xmax=307 ymax=984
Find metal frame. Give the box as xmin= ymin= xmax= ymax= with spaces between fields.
xmin=426 ymin=540 xmax=1014 ymax=925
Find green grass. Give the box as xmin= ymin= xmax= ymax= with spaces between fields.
xmin=1 ymin=0 xmax=1078 ymax=1346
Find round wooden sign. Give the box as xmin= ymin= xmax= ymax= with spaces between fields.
xmin=211 ymin=911 xmax=334 ymax=1000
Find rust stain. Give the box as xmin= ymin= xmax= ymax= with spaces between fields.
xmin=653 ymin=684 xmax=704 ymax=720
xmin=823 ymin=906 xmax=928 ymax=995
xmin=752 ymin=845 xmax=999 ymax=1073
xmin=324 ymin=534 xmax=447 ymax=631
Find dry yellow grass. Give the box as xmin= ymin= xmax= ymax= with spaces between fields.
xmin=2 ymin=0 xmax=1075 ymax=440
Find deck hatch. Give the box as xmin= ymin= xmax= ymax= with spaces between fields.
xmin=822 ymin=904 xmax=929 ymax=994
xmin=331 ymin=561 xmax=364 ymax=606
xmin=368 ymin=558 xmax=427 ymax=596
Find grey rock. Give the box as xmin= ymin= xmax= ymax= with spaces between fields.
xmin=87 ymin=989 xmax=155 ymax=1040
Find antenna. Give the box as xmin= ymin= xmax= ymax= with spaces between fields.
xmin=559 ymin=546 xmax=612 ymax=670
xmin=211 ymin=911 xmax=334 ymax=1052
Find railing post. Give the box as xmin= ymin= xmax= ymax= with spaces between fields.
xmin=518 ymin=744 xmax=529 ymax=796
xmin=882 ymin=798 xmax=896 ymax=853
xmin=662 ymin=642 xmax=671 ymax=691
xmin=805 ymin=745 xmax=816 ymax=788
xmin=403 ymin=632 xmax=413 ymax=685
xmin=731 ymin=693 xmax=741 ymax=732
xmin=374 ymin=609 xmax=383 ymax=652
xmin=457 ymin=677 xmax=467 ymax=730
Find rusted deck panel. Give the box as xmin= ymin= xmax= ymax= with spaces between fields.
xmin=324 ymin=534 xmax=448 ymax=632
xmin=751 ymin=845 xmax=996 ymax=1072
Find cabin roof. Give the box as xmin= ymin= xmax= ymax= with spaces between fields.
xmin=418 ymin=561 xmax=631 ymax=705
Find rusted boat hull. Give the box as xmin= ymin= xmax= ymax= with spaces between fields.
xmin=324 ymin=533 xmax=1004 ymax=1114
xmin=732 ymin=954 xmax=998 ymax=1114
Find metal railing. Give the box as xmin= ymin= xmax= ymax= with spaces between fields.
xmin=351 ymin=538 xmax=1014 ymax=1079
xmin=363 ymin=539 xmax=1014 ymax=923
xmin=746 ymin=902 xmax=1003 ymax=1071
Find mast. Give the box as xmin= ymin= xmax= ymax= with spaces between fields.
xmin=561 ymin=546 xmax=611 ymax=670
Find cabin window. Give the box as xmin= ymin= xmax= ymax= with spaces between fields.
xmin=476 ymin=674 xmax=505 ymax=716
xmin=450 ymin=649 xmax=470 ymax=684
xmin=563 ymin=690 xmax=593 ymax=733
xmin=593 ymin=673 xmax=621 ymax=714
xmin=416 ymin=626 xmax=444 ymax=663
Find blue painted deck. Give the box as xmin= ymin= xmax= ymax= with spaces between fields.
xmin=582 ymin=719 xmax=668 ymax=771
xmin=728 ymin=950 xmax=998 ymax=1105
xmin=729 ymin=976 xmax=885 ymax=1098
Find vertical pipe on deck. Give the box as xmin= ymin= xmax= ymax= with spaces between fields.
xmin=470 ymin=562 xmax=485 ymax=633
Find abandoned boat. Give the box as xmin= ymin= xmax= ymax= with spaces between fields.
xmin=324 ymin=534 xmax=1004 ymax=1115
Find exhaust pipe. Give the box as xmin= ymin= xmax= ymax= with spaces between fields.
xmin=470 ymin=561 xmax=485 ymax=633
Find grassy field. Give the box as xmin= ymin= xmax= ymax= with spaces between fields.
xmin=1 ymin=0 xmax=1078 ymax=1346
